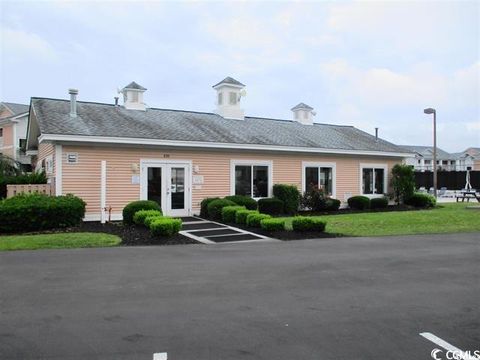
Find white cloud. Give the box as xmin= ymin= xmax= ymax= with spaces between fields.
xmin=1 ymin=27 xmax=57 ymax=62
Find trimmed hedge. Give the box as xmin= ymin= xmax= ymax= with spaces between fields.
xmin=200 ymin=197 xmax=220 ymax=218
xmin=325 ymin=198 xmax=341 ymax=211
xmin=235 ymin=209 xmax=258 ymax=224
xmin=258 ymin=197 xmax=284 ymax=215
xmin=221 ymin=205 xmax=246 ymax=223
xmin=260 ymin=218 xmax=286 ymax=231
xmin=347 ymin=196 xmax=371 ymax=210
xmin=133 ymin=209 xmax=163 ymax=225
xmin=0 ymin=193 xmax=86 ymax=233
xmin=370 ymin=197 xmax=389 ymax=209
xmin=272 ymin=184 xmax=300 ymax=215
xmin=246 ymin=213 xmax=272 ymax=227
xmin=207 ymin=199 xmax=236 ymax=220
xmin=224 ymin=195 xmax=257 ymax=210
xmin=405 ymin=193 xmax=436 ymax=208
xmin=291 ymin=217 xmax=326 ymax=232
xmin=149 ymin=217 xmax=182 ymax=237
xmin=144 ymin=215 xmax=164 ymax=227
xmin=123 ymin=200 xmax=161 ymax=225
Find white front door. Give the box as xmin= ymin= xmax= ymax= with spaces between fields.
xmin=140 ymin=161 xmax=191 ymax=217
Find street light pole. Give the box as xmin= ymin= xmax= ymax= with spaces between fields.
xmin=424 ymin=108 xmax=437 ymax=198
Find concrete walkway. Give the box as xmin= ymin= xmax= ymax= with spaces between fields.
xmin=179 ymin=216 xmax=278 ymax=244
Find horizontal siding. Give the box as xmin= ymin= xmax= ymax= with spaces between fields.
xmin=61 ymin=145 xmax=402 ymax=217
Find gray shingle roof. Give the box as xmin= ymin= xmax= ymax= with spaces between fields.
xmin=399 ymin=145 xmax=452 ymax=159
xmin=291 ymin=103 xmax=313 ymax=111
xmin=1 ymin=102 xmax=29 ymax=116
xmin=31 ymin=98 xmax=407 ymax=153
xmin=212 ymin=77 xmax=245 ymax=88
xmin=123 ymin=82 xmax=147 ymax=91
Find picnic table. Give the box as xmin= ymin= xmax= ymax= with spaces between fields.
xmin=456 ymin=191 xmax=480 ymax=202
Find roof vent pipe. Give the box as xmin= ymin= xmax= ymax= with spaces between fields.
xmin=375 ymin=127 xmax=379 ymax=141
xmin=69 ymin=88 xmax=78 ymax=118
xmin=114 ymin=96 xmax=119 ymax=106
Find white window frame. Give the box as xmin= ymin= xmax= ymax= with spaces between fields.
xmin=229 ymin=92 xmax=237 ymax=105
xmin=45 ymin=154 xmax=54 ymax=175
xmin=359 ymin=163 xmax=388 ymax=197
xmin=301 ymin=161 xmax=336 ymax=199
xmin=230 ymin=160 xmax=273 ymax=199
xmin=218 ymin=92 xmax=223 ymax=105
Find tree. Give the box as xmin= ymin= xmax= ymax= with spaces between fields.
xmin=391 ymin=164 xmax=415 ymax=204
xmin=0 ymin=154 xmax=22 ymax=178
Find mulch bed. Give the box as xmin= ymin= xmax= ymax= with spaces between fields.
xmin=68 ymin=222 xmax=199 ymax=246
xmin=219 ymin=222 xmax=342 ymax=241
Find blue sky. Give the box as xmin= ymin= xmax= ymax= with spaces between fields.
xmin=1 ymin=0 xmax=478 ymax=152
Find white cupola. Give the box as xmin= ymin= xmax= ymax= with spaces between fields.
xmin=291 ymin=103 xmax=315 ymax=125
xmin=120 ymin=81 xmax=147 ymax=111
xmin=213 ymin=77 xmax=246 ymax=120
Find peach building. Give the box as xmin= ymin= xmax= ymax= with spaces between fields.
xmin=26 ymin=78 xmax=412 ymax=221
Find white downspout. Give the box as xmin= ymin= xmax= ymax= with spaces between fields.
xmin=55 ymin=145 xmax=62 ymax=195
xmin=101 ymin=160 xmax=107 ymax=223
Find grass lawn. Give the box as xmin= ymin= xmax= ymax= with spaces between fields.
xmin=0 ymin=232 xmax=121 ymax=251
xmin=281 ymin=203 xmax=480 ymax=237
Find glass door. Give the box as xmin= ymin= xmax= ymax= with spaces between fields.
xmin=167 ymin=165 xmax=188 ymax=217
xmin=140 ymin=161 xmax=191 ymax=217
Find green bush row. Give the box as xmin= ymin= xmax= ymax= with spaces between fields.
xmin=0 ymin=193 xmax=86 ymax=233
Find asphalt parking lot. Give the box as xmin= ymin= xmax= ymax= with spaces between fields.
xmin=0 ymin=232 xmax=479 ymax=360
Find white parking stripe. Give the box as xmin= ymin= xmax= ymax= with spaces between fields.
xmin=153 ymin=352 xmax=167 ymax=360
xmin=420 ymin=332 xmax=480 ymax=360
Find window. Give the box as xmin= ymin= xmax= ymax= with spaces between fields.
xmin=218 ymin=92 xmax=223 ymax=105
xmin=0 ymin=128 xmax=3 ymax=137
xmin=302 ymin=162 xmax=336 ymax=197
xmin=45 ymin=155 xmax=54 ymax=174
xmin=424 ymin=160 xmax=431 ymax=164
xmin=442 ymin=160 xmax=448 ymax=165
xmin=229 ymin=92 xmax=237 ymax=105
xmin=361 ymin=165 xmax=386 ymax=195
xmin=131 ymin=91 xmax=139 ymax=102
xmin=417 ymin=160 xmax=421 ymax=164
xmin=232 ymin=161 xmax=271 ymax=198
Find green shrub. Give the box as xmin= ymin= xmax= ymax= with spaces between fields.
xmin=405 ymin=193 xmax=436 ymax=208
xmin=301 ymin=188 xmax=328 ymax=211
xmin=0 ymin=193 xmax=86 ymax=233
xmin=207 ymin=199 xmax=236 ymax=220
xmin=235 ymin=209 xmax=259 ymax=224
xmin=149 ymin=217 xmax=182 ymax=237
xmin=272 ymin=184 xmax=300 ymax=215
xmin=325 ymin=198 xmax=341 ymax=211
xmin=224 ymin=195 xmax=257 ymax=210
xmin=123 ymin=200 xmax=161 ymax=225
xmin=347 ymin=196 xmax=371 ymax=210
xmin=200 ymin=197 xmax=220 ymax=218
xmin=246 ymin=213 xmax=272 ymax=227
xmin=221 ymin=205 xmax=246 ymax=223
xmin=370 ymin=197 xmax=389 ymax=209
xmin=258 ymin=198 xmax=284 ymax=215
xmin=291 ymin=217 xmax=326 ymax=232
xmin=133 ymin=209 xmax=163 ymax=225
xmin=144 ymin=215 xmax=164 ymax=227
xmin=260 ymin=218 xmax=286 ymax=231
xmin=391 ymin=164 xmax=415 ymax=204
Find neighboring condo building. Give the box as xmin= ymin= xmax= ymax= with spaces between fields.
xmin=0 ymin=102 xmax=32 ymax=171
xmin=401 ymin=145 xmax=476 ymax=172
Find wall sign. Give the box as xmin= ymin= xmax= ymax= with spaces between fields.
xmin=192 ymin=175 xmax=204 ymax=185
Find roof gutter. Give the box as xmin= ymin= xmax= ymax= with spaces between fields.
xmin=38 ymin=133 xmax=414 ymax=158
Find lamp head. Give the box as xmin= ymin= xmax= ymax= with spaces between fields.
xmin=424 ymin=108 xmax=436 ymax=114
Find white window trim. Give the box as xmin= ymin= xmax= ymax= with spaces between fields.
xmin=45 ymin=154 xmax=54 ymax=175
xmin=301 ymin=161 xmax=336 ymax=199
xmin=230 ymin=160 xmax=273 ymax=199
xmin=359 ymin=163 xmax=388 ymax=197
